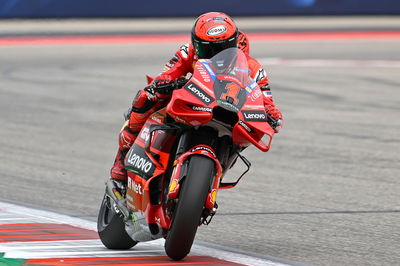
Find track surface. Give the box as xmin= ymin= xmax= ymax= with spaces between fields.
xmin=1 ymin=201 xmax=284 ymax=266
xmin=0 ymin=17 xmax=399 ymax=265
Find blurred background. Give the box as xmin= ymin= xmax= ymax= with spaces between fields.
xmin=1 ymin=1 xmax=399 ymax=266
xmin=1 ymin=0 xmax=400 ymax=17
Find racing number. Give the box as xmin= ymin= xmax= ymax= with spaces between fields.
xmin=221 ymin=82 xmax=240 ymax=105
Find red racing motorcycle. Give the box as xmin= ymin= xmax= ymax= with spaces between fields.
xmin=97 ymin=48 xmax=277 ymax=260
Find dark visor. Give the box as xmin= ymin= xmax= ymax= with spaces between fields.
xmin=194 ymin=36 xmax=237 ymax=59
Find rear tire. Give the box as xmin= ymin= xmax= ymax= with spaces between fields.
xmin=164 ymin=155 xmax=215 ymax=260
xmin=97 ymin=195 xmax=138 ymax=249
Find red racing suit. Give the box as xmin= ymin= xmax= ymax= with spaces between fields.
xmin=111 ymin=33 xmax=283 ymax=181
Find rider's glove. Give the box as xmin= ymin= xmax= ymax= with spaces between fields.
xmin=268 ymin=117 xmax=283 ymax=133
xmin=263 ymin=97 xmax=283 ymax=133
xmin=153 ymin=77 xmax=174 ymax=95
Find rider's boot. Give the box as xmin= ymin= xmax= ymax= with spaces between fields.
xmin=110 ymin=87 xmax=168 ymax=182
xmin=110 ymin=123 xmax=138 ymax=181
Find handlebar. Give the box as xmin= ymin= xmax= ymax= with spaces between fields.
xmin=152 ymin=77 xmax=189 ymax=94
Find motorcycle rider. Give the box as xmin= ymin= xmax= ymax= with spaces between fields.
xmin=110 ymin=12 xmax=283 ymax=182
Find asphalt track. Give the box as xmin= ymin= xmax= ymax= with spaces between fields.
xmin=0 ymin=17 xmax=400 ymax=265
xmin=0 ymin=201 xmax=287 ymax=266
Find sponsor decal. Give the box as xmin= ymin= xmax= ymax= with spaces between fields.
xmin=126 ymin=148 xmax=155 ymax=175
xmin=128 ymin=179 xmax=144 ymax=195
xmin=195 ymin=64 xmax=211 ymax=82
xmin=151 ymin=115 xmax=162 ymax=124
xmin=179 ymin=44 xmax=189 ymax=59
xmin=245 ymin=81 xmax=258 ymax=95
xmin=192 ymin=105 xmax=212 ymax=113
xmin=235 ymin=67 xmax=250 ymax=74
xmin=213 ymin=16 xmax=225 ymax=22
xmin=171 ymin=54 xmax=180 ymax=62
xmin=263 ymin=90 xmax=272 ymax=97
xmin=185 ymin=81 xmax=214 ymax=105
xmin=249 ymin=81 xmax=258 ymax=89
xmin=202 ymin=62 xmax=216 ymax=81
xmin=238 ymin=120 xmax=252 ymax=133
xmin=172 ymin=114 xmax=188 ymax=124
xmin=207 ymin=25 xmax=227 ymax=36
xmin=255 ymin=68 xmax=267 ymax=82
xmin=216 ymin=99 xmax=240 ymax=112
xmin=221 ymin=82 xmax=241 ymax=104
xmin=242 ymin=110 xmax=268 ymax=122
xmin=221 ymin=75 xmax=241 ymax=84
xmin=191 ymin=76 xmax=214 ymax=95
xmin=250 ymin=89 xmax=262 ymax=102
xmin=243 ymin=104 xmax=265 ymax=109
xmin=211 ymin=189 xmax=217 ymax=203
xmin=140 ymin=127 xmax=150 ymax=142
xmin=127 ymin=194 xmax=133 ymax=201
xmin=191 ymin=146 xmax=217 ymax=158
xmin=169 ymin=179 xmax=178 ymax=193
xmin=120 ymin=132 xmax=132 ymax=149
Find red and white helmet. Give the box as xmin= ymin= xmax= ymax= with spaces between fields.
xmin=191 ymin=12 xmax=238 ymax=59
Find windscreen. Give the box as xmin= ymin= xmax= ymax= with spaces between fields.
xmin=199 ymin=48 xmax=258 ymax=113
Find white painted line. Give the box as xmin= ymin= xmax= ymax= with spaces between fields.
xmin=5 ymin=250 xmax=165 ymax=259
xmin=259 ymin=58 xmax=400 ymax=68
xmin=0 ymin=244 xmax=105 ymax=250
xmin=0 ymin=201 xmax=291 ymax=266
xmin=0 ymin=217 xmax=36 ymax=221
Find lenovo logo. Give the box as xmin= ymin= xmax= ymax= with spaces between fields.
xmin=185 ymin=82 xmax=214 ymax=105
xmin=242 ymin=110 xmax=268 ymax=122
xmin=127 ymin=153 xmax=153 ymax=173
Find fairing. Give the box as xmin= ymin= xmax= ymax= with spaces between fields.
xmin=167 ymin=47 xmax=275 ymax=151
xmin=123 ymin=48 xmax=275 ymax=242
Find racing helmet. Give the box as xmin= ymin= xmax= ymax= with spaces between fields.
xmin=191 ymin=12 xmax=238 ymax=59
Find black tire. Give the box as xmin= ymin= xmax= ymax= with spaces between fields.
xmin=97 ymin=195 xmax=138 ymax=249
xmin=164 ymin=155 xmax=215 ymax=260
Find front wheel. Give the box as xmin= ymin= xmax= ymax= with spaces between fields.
xmin=164 ymin=155 xmax=215 ymax=260
xmin=97 ymin=194 xmax=138 ymax=249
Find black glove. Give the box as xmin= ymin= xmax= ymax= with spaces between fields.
xmin=152 ymin=79 xmax=175 ymax=95
xmin=267 ymin=114 xmax=282 ymax=133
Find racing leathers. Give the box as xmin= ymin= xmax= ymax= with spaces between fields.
xmin=111 ymin=36 xmax=283 ymax=181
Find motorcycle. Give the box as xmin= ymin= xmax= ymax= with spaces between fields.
xmin=97 ymin=48 xmax=277 ymax=260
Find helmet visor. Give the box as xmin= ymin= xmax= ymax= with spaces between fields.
xmin=193 ymin=35 xmax=238 ymax=59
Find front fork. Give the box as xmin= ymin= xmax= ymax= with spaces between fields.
xmin=167 ymin=131 xmax=223 ymax=212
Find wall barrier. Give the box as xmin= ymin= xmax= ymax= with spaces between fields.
xmin=1 ymin=0 xmax=400 ymax=18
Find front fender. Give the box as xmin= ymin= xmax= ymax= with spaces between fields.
xmin=167 ymin=145 xmax=222 ymax=209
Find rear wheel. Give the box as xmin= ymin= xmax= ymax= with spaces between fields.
xmin=164 ymin=155 xmax=215 ymax=260
xmin=97 ymin=195 xmax=138 ymax=249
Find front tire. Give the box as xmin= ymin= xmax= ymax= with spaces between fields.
xmin=164 ymin=155 xmax=215 ymax=260
xmin=97 ymin=195 xmax=138 ymax=249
